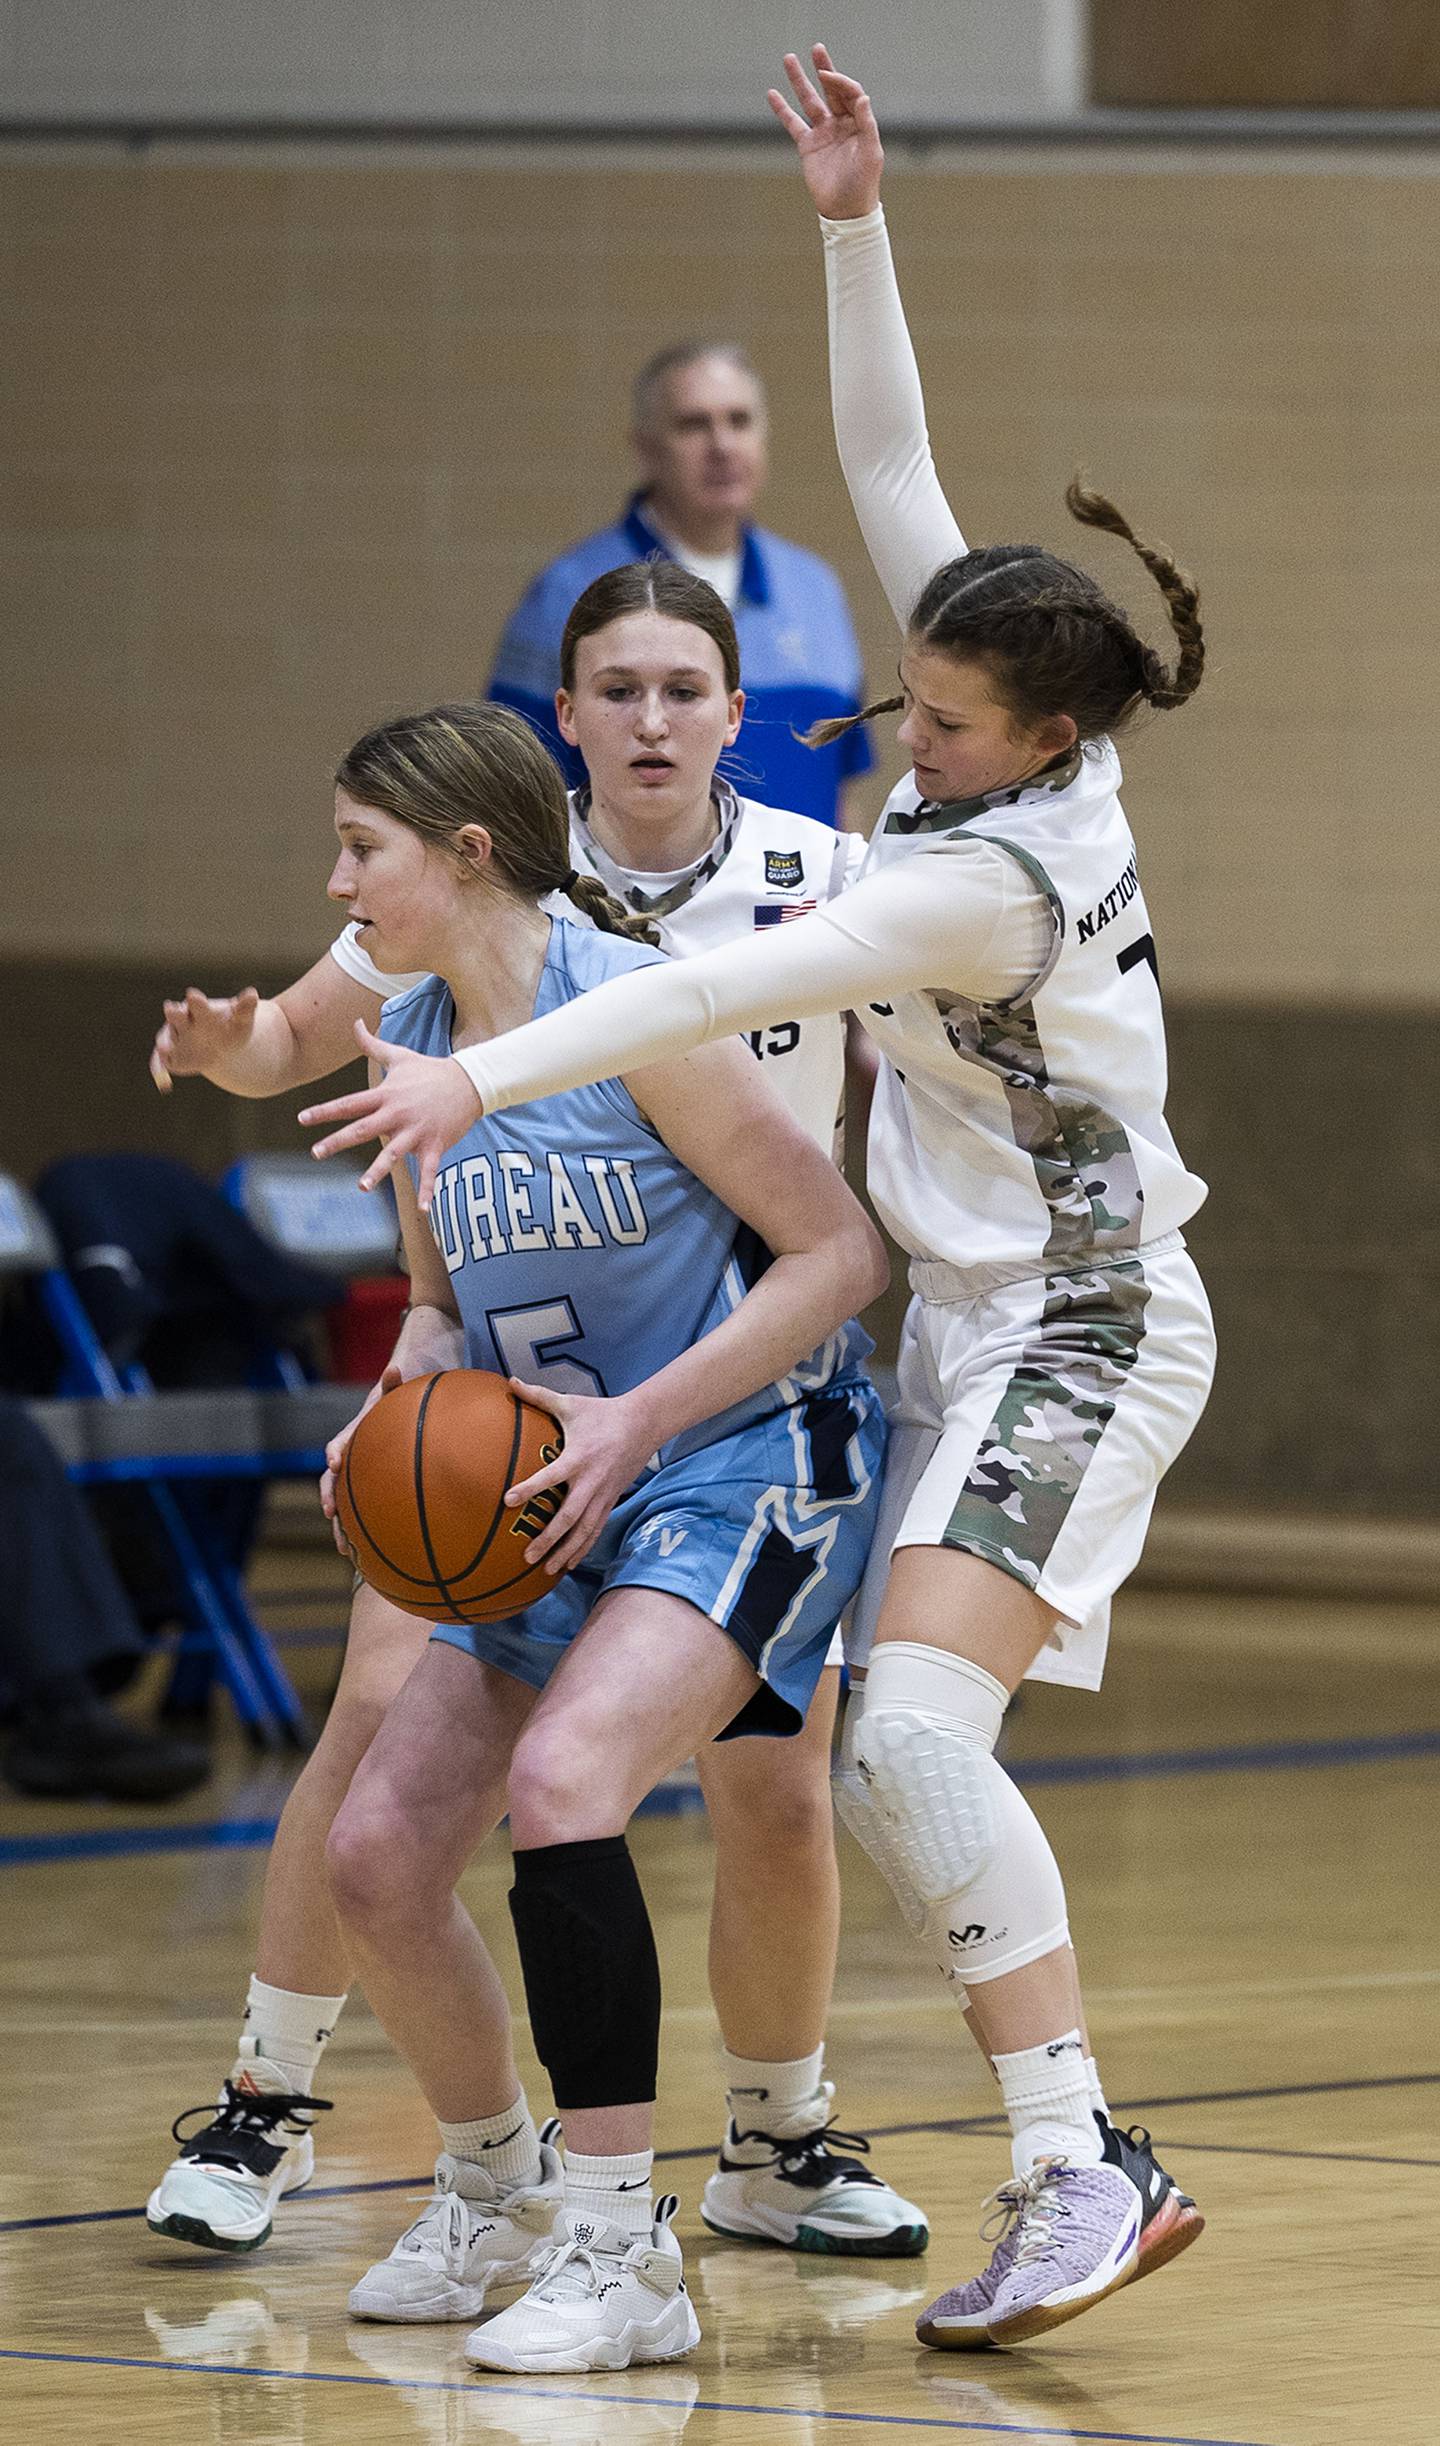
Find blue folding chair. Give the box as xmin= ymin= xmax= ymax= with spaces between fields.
xmin=2 ymin=1165 xmax=391 ymax=1749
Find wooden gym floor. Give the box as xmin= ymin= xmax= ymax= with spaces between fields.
xmin=1 ymin=1571 xmax=1437 ymax=2446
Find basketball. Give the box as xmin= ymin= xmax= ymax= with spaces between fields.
xmin=335 ymin=1368 xmax=566 ymax=1622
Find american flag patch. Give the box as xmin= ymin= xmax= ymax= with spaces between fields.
xmin=754 ymin=900 xmax=817 ymax=928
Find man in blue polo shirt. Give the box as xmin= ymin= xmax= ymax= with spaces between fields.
xmin=486 ymin=340 xmax=874 ymax=829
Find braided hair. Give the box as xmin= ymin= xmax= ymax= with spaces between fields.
xmin=808 ymin=481 xmax=1204 ymax=751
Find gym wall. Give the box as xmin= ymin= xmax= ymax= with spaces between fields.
xmin=3 ymin=140 xmax=1436 ymax=1518
xmin=0 ymin=1 xmax=1086 ymax=128
xmin=1091 ymin=1 xmax=1440 ymax=108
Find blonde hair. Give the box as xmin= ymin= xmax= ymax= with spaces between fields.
xmin=336 ymin=702 xmax=659 ymax=944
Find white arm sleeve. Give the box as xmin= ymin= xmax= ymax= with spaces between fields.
xmin=822 ymin=206 xmax=966 ymax=631
xmin=455 ymin=842 xmax=1050 ymax=1116
xmin=836 ymin=828 xmax=869 ymax=894
xmin=329 ymin=924 xmax=425 ymax=998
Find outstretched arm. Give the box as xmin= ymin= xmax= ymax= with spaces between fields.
xmin=299 ymin=839 xmax=1049 ymax=1204
xmin=769 ymin=46 xmax=965 ymax=627
xmin=151 ymin=947 xmax=384 ymax=1098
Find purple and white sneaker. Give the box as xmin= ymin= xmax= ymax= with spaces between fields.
xmin=985 ymin=2157 xmax=1142 ymax=2344
xmin=914 ymin=2176 xmax=1031 ymax=2350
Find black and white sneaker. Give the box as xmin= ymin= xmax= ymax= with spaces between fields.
xmin=1096 ymin=2114 xmax=1205 ymax=2280
xmin=147 ymin=2045 xmax=332 ymax=2252
xmin=700 ymin=2083 xmax=928 ymax=2257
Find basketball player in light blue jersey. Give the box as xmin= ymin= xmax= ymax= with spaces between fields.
xmin=388 ymin=928 xmax=858 ymax=1526
xmin=147 ymin=567 xmax=926 ymax=2283
xmin=308 ymin=698 xmax=889 ymax=2377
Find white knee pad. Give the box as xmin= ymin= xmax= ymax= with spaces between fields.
xmin=833 ymin=1683 xmax=929 ymax=1938
xmin=838 ymin=1643 xmax=1070 ymax=1989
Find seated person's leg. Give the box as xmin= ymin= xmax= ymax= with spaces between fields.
xmin=0 ymin=1396 xmax=208 ymax=1804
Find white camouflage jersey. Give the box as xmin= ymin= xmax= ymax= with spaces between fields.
xmin=857 ymin=744 xmax=1206 ymax=1283
xmin=819 ymin=199 xmax=1206 ymax=1280
xmin=570 ymin=786 xmax=860 ymax=1151
xmin=410 ymin=202 xmax=1212 ymax=1289
xmin=452 ymin=761 xmax=1207 ymax=1287
xmin=330 ymin=786 xmax=862 ymax=1153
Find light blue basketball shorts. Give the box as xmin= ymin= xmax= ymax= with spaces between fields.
xmin=430 ymin=1376 xmax=886 ymax=1737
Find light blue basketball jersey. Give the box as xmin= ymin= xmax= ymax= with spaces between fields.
xmin=380 ymin=918 xmax=869 ymax=1462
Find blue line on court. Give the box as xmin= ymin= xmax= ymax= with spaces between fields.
xmin=4 ymin=1724 xmax=1436 ymax=1867
xmin=1126 ymin=2069 xmax=1440 ymax=2112
xmin=0 ymin=2118 xmax=1008 ymax=2235
xmin=1012 ymin=1726 xmax=1440 ymax=1785
xmin=3 ymin=2078 xmax=1433 ymax=2237
xmin=0 ymin=1815 xmax=285 ymax=1865
xmin=0 ymin=2348 xmax=1291 ymax=2445
xmin=1155 ymin=2138 xmax=1440 ymax=2170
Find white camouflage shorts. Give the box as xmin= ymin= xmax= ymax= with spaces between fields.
xmin=848 ymin=1237 xmax=1215 ymax=1690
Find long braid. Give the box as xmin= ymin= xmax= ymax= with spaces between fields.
xmin=1065 ymin=479 xmax=1204 ymax=710
xmin=799 ymin=482 xmax=1204 ymax=761
xmin=564 ymin=869 xmax=661 ymax=947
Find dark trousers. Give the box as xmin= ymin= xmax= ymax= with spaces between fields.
xmin=0 ymin=1395 xmax=146 ymax=1707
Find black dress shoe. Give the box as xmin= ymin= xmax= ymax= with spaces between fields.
xmin=3 ymin=1695 xmax=211 ymax=1803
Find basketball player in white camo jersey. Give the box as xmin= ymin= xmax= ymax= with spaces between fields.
xmin=147 ymin=562 xmax=924 ymax=2273
xmin=302 ymin=45 xmax=1219 ymax=2352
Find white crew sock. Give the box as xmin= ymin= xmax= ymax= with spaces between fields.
xmin=237 ymin=1976 xmax=347 ymax=2092
xmin=437 ymin=2095 xmax=543 ymax=2191
xmin=993 ymin=2028 xmax=1104 ymax=2178
xmin=1085 ymin=2054 xmax=1111 ymax=2123
xmin=721 ymin=2045 xmax=827 ymax=2146
xmin=564 ymin=2146 xmax=654 ymax=2240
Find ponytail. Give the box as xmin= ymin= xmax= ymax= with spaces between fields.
xmin=804 ymin=691 xmax=905 ymax=752
xmin=826 ymin=486 xmax=1211 ymax=754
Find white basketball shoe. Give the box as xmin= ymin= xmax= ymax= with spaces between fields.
xmin=701 ymin=2083 xmax=929 ymax=2257
xmin=146 ymin=2038 xmax=331 ymax=2252
xmin=347 ymin=2131 xmax=564 ymax=2322
xmin=464 ymin=2193 xmax=700 ymax=2374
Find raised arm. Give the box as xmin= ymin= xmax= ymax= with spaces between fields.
xmin=769 ymin=47 xmax=965 ymax=627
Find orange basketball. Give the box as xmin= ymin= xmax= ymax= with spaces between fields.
xmin=335 ymin=1369 xmax=566 ymax=1623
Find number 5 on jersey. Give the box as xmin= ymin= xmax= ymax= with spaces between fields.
xmin=488 ymin=1297 xmax=607 ymax=1397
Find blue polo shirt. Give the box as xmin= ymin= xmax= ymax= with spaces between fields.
xmin=485 ymin=494 xmax=874 ymax=829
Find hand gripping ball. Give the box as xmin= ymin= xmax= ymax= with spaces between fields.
xmin=336 ymin=1369 xmax=566 ymax=1622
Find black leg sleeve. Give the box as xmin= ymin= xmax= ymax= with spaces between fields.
xmin=508 ymin=1835 xmax=661 ymax=2111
